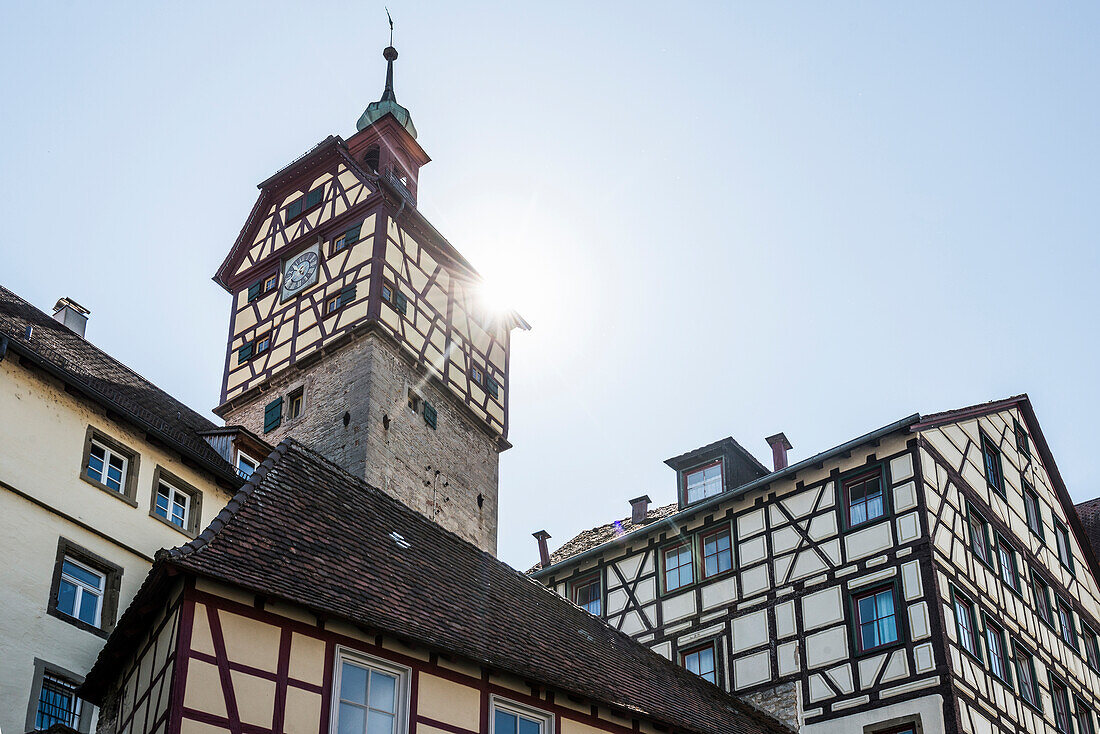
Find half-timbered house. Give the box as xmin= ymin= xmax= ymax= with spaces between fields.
xmin=77 ymin=439 xmax=791 ymax=734
xmin=530 ymin=395 xmax=1100 ymax=734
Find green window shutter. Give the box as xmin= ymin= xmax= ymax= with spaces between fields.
xmin=264 ymin=397 xmax=284 ymax=433
xmin=247 ymin=280 xmax=262 ymax=302
xmin=306 ymin=186 xmax=323 ymax=209
xmin=345 ymin=223 xmax=362 ymax=244
xmin=423 ymin=402 xmax=437 ymax=429
xmin=340 ymin=284 xmax=356 ymax=306
xmin=286 ymin=199 xmax=303 ymax=220
xmin=238 ymin=342 xmax=253 ymax=362
xmin=395 ymin=292 xmax=408 ymax=315
xmin=486 ymin=376 xmax=499 ymax=398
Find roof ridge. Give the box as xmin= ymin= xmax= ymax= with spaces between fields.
xmin=160 ymin=438 xmax=294 ymax=561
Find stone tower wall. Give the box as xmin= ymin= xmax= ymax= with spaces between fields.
xmin=221 ymin=331 xmax=500 ymax=554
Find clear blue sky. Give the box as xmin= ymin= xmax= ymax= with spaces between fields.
xmin=2 ymin=2 xmax=1097 ymax=569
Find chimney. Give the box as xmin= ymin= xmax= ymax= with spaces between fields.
xmin=765 ymin=433 xmax=793 ymax=471
xmin=533 ymin=530 xmax=552 ymax=569
xmin=629 ymin=495 xmax=651 ymax=525
xmin=52 ymin=298 xmax=90 ymax=338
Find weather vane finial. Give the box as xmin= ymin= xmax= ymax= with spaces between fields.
xmin=386 ymin=7 xmax=394 ymax=46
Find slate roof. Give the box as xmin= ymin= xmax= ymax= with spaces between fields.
xmin=0 ymin=285 xmax=238 ymax=482
xmin=84 ymin=439 xmax=790 ymax=734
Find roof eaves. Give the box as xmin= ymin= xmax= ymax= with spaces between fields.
xmin=532 ymin=413 xmax=920 ymax=578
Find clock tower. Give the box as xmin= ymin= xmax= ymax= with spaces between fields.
xmin=211 ymin=43 xmax=527 ymax=554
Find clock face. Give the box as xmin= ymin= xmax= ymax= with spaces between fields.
xmin=281 ymin=244 xmax=320 ymax=301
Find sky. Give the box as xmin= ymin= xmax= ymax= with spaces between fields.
xmin=1 ymin=2 xmax=1098 ymax=570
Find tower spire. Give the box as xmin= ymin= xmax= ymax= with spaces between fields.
xmin=356 ymin=9 xmax=417 ymax=137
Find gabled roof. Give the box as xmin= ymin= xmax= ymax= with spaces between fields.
xmin=82 ymin=439 xmax=789 ymax=734
xmin=528 ymin=502 xmax=680 ymax=573
xmin=0 ymin=285 xmax=239 ymax=484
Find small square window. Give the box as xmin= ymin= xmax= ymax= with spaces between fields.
xmin=34 ymin=670 xmax=84 ymax=731
xmin=981 ymin=433 xmax=1004 ymax=495
xmin=381 ymin=282 xmax=394 ymax=303
xmin=263 ymin=274 xmax=278 ymax=292
xmin=1055 ymin=521 xmax=1075 ymax=572
xmin=149 ymin=467 xmax=203 ymax=537
xmin=572 ymin=575 xmax=600 ymax=615
xmin=700 ymin=527 xmax=733 ymax=579
xmin=683 ymin=461 xmax=723 ymax=505
xmin=254 ymin=332 xmax=272 ymax=356
xmin=80 ymin=428 xmax=138 ymax=503
xmin=47 ymin=539 xmax=121 ymax=636
xmin=953 ymin=590 xmax=979 ymax=659
xmin=288 ymin=388 xmax=304 ymax=420
xmin=333 ymin=649 xmax=409 ymax=734
xmin=663 ymin=543 xmax=693 ymax=592
xmin=236 ymin=450 xmax=259 ymax=480
xmin=407 ymin=389 xmax=421 ymax=413
xmin=1014 ymin=641 xmax=1040 ymax=709
xmin=1023 ymin=482 xmax=1044 ymax=539
xmin=471 ymin=365 xmax=484 ymax=385
xmin=680 ymin=641 xmax=718 ymax=684
xmin=844 ymin=468 xmax=886 ymax=528
xmin=491 ymin=699 xmax=552 ymax=734
xmin=855 ymin=585 xmax=900 ymax=653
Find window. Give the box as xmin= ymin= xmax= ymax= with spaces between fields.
xmin=683 ymin=461 xmax=723 ymax=505
xmin=1077 ymin=698 xmax=1096 ymax=734
xmin=80 ymin=428 xmax=138 ymax=502
xmin=326 ymin=284 xmax=356 ymax=315
xmin=149 ymin=467 xmax=202 ymax=536
xmin=680 ymin=642 xmax=718 ymax=684
xmin=981 ymin=433 xmax=1004 ymax=495
xmin=423 ymin=402 xmax=437 ymax=429
xmin=953 ymin=590 xmax=979 ymax=658
xmin=288 ymin=388 xmax=304 ymax=420
xmin=845 ymin=468 xmax=886 ymax=528
xmin=331 ymin=222 xmax=363 ymax=255
xmin=380 ymin=280 xmax=407 ymax=314
xmin=968 ymin=505 xmax=992 ymax=567
xmin=47 ymin=539 xmax=121 ymax=636
xmin=1015 ymin=419 xmax=1030 ymax=457
xmin=406 ymin=389 xmax=420 ymax=412
xmin=1014 ymin=641 xmax=1040 ymax=709
xmin=1052 ymin=676 xmax=1072 ymax=733
xmin=35 ymin=671 xmax=83 ymax=730
xmin=471 ymin=365 xmax=484 ymax=385
xmin=572 ymin=575 xmax=600 ymax=615
xmin=1033 ymin=573 xmax=1054 ymax=626
xmin=1057 ymin=597 xmax=1077 ymax=648
xmin=334 ymin=651 xmax=407 ymax=734
xmin=1084 ymin=625 xmax=1100 ymax=671
xmin=264 ymin=396 xmax=283 ymax=433
xmin=238 ymin=332 xmax=272 ymax=363
xmin=854 ymin=586 xmax=899 ymax=652
xmin=1055 ymin=521 xmax=1075 ymax=572
xmin=700 ymin=527 xmax=732 ymax=578
xmin=237 ymin=451 xmax=258 ymax=480
xmin=984 ymin=618 xmax=1009 ymax=683
xmin=247 ymin=273 xmax=278 ymax=302
xmin=1024 ymin=482 xmax=1044 ymax=539
xmin=491 ymin=699 xmax=551 ymax=734
xmin=996 ymin=535 xmax=1020 ymax=592
xmin=663 ymin=543 xmax=693 ymax=592
xmin=56 ymin=557 xmax=104 ymax=628
xmin=286 ymin=185 xmax=323 ymax=223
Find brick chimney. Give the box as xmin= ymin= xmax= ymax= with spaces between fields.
xmin=629 ymin=495 xmax=651 ymax=525
xmin=533 ymin=530 xmax=552 ymax=569
xmin=52 ymin=298 xmax=90 ymax=338
xmin=765 ymin=433 xmax=793 ymax=471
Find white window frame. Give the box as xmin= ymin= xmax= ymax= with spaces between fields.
xmin=684 ymin=461 xmax=723 ymax=505
xmin=87 ymin=439 xmax=129 ymax=493
xmin=329 ymin=647 xmax=411 ymax=734
xmin=237 ymin=450 xmax=259 ymax=479
xmin=489 ymin=696 xmax=554 ymax=734
xmin=155 ymin=481 xmax=191 ymax=529
xmin=58 ymin=556 xmax=105 ymax=628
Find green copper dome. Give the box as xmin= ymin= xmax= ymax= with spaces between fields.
xmin=357 ymin=46 xmax=417 ymax=139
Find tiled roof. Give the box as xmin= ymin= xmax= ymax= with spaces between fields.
xmin=1075 ymin=497 xmax=1100 ymax=561
xmin=528 ymin=503 xmax=680 ymax=573
xmin=0 ymin=285 xmax=236 ymax=479
xmin=89 ymin=440 xmax=790 ymax=734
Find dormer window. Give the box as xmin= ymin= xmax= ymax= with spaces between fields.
xmin=683 ymin=461 xmax=722 ymax=505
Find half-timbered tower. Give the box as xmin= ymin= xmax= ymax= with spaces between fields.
xmin=211 ymin=45 xmax=528 ymax=555
xmin=530 ymin=395 xmax=1100 ymax=734
xmin=78 ymin=439 xmax=790 ymax=734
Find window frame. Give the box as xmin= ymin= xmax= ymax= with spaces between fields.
xmin=287 ymin=387 xmax=305 ymax=421
xmin=1077 ymin=696 xmax=1097 ymax=734
xmin=679 ymin=639 xmax=720 ymax=685
xmin=489 ymin=696 xmax=554 ymax=734
xmin=1023 ymin=480 xmax=1044 ymax=540
xmin=699 ymin=525 xmax=734 ymax=580
xmin=841 ymin=465 xmax=890 ymax=531
xmin=571 ymin=573 xmax=601 ymax=616
xmin=851 ymin=583 xmax=904 ymax=656
xmin=79 ymin=426 xmax=140 ymax=505
xmin=1055 ymin=519 xmax=1076 ymax=572
xmin=470 ymin=364 xmax=484 ymax=385
xmin=1032 ymin=571 xmax=1054 ymax=628
xmin=330 ymin=221 xmax=363 ymax=256
xmin=1013 ymin=640 xmax=1041 ymax=712
xmin=1050 ymin=673 xmax=1072 ymax=734
xmin=995 ymin=534 xmax=1021 ymax=594
xmin=380 ymin=279 xmax=408 ymax=315
xmin=330 ymin=646 xmax=411 ymax=734
xmin=980 ymin=431 xmax=1005 ymax=496
xmin=661 ymin=540 xmax=695 ymax=594
xmin=982 ymin=613 xmax=1011 ymax=685
xmin=25 ymin=659 xmax=92 ymax=734
xmin=681 ymin=460 xmax=724 ymax=507
xmin=1015 ymin=418 xmax=1030 ymax=457
xmin=951 ymin=587 xmax=981 ymax=662
xmin=967 ymin=503 xmax=994 ymax=570
xmin=1057 ymin=596 xmax=1078 ymax=650
xmin=1083 ymin=624 xmax=1100 ymax=672
xmin=148 ymin=466 xmax=203 ymax=538
xmin=46 ymin=538 xmax=122 ymax=638
xmin=236 ymin=450 xmax=259 ymax=480
xmin=247 ymin=270 xmax=279 ymax=302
